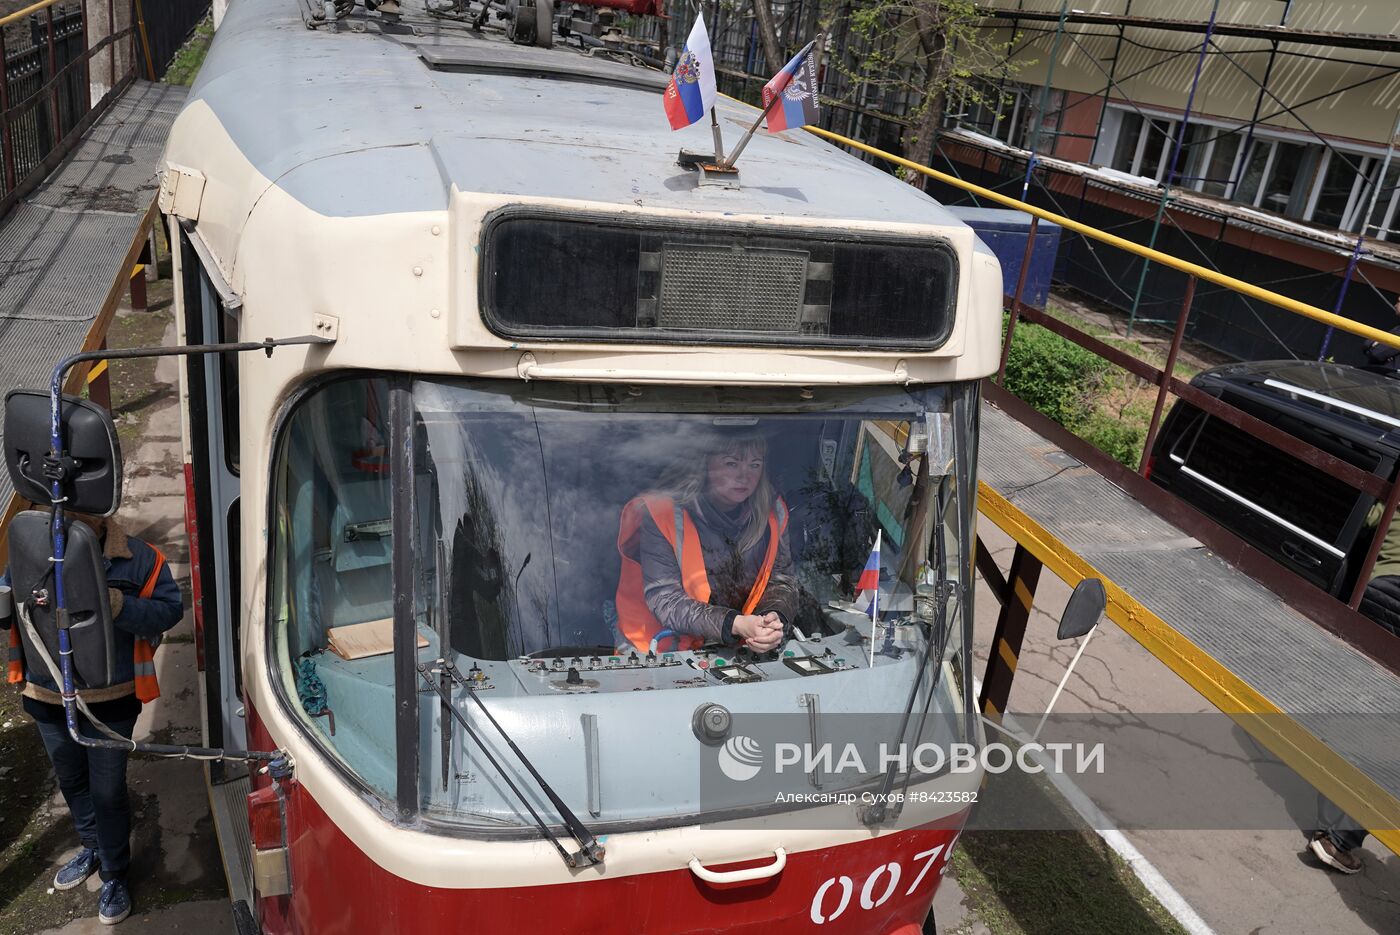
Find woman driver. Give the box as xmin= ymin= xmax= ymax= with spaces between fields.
xmin=615 ymin=432 xmax=798 ymax=654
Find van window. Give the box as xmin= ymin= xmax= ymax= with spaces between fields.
xmin=1178 ymin=412 xmax=1363 ymax=546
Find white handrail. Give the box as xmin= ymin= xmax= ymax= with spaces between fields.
xmin=688 ymin=847 xmax=787 ymax=884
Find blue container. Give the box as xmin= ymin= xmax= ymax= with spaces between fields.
xmin=947 ymin=207 xmax=1061 ymax=309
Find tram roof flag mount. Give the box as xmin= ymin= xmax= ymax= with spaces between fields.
xmin=716 ymin=35 xmax=823 ymax=173
xmin=663 ymin=14 xmax=717 ymax=131
xmin=762 ymin=39 xmax=821 ymax=134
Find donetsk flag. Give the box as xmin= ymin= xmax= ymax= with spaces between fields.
xmin=762 ymin=40 xmax=820 ymax=133
xmin=663 ymin=15 xmax=717 ymax=130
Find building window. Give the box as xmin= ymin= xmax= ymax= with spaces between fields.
xmin=1198 ymin=131 xmax=1244 ymax=197
xmin=1360 ymin=162 xmax=1400 ymax=241
xmin=1308 ymin=150 xmax=1366 ymax=230
xmin=1260 ymin=142 xmax=1312 ymax=217
xmin=949 ymin=80 xmax=1030 ymax=149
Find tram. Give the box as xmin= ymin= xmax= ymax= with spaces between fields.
xmin=157 ymin=0 xmax=1003 ymax=930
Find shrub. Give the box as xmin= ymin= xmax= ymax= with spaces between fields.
xmin=1079 ymin=409 xmax=1148 ymax=469
xmin=1001 ymin=318 xmax=1110 ymax=428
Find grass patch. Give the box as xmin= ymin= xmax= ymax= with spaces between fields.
xmin=950 ymin=763 xmax=1188 ymax=934
xmin=164 ymin=15 xmax=214 ymax=87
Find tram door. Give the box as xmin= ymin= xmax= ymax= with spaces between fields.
xmin=176 ymin=225 xmax=246 ymax=779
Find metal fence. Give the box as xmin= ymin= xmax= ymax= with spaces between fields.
xmin=1 ymin=5 xmax=88 ymax=189
xmin=0 ymin=0 xmax=140 ymax=221
xmin=139 ymin=0 xmax=208 ymax=79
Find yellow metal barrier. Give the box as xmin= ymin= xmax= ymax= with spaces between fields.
xmin=804 ymin=124 xmax=1400 ymax=353
xmin=0 ymin=0 xmax=69 ymax=28
xmin=979 ymin=480 xmax=1400 ymax=855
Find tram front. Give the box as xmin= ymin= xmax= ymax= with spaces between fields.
xmin=160 ymin=2 xmax=1006 ymax=929
xmin=248 ymin=219 xmax=999 ymax=931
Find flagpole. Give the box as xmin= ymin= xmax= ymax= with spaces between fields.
xmin=720 ymin=34 xmax=823 ymax=169
xmin=719 ymin=91 xmax=785 ymax=169
xmin=868 ymin=529 xmax=881 ymax=669
xmin=710 ymin=107 xmax=725 ymax=163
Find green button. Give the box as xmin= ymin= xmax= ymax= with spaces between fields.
xmin=714 ymin=658 xmax=727 ymax=667
xmin=784 ymin=651 xmax=795 ymax=658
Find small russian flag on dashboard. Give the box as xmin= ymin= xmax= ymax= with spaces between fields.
xmin=663 ymin=14 xmax=717 ymax=131
xmin=762 ymin=40 xmax=820 ymax=134
xmin=854 ymin=530 xmax=881 ymax=615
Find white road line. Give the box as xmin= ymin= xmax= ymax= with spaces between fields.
xmin=972 ymin=681 xmax=1217 ymax=935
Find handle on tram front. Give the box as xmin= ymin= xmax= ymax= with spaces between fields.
xmin=688 ymin=847 xmax=787 ymax=884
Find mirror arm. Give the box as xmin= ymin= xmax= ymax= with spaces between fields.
xmin=36 ymin=335 xmax=333 ymax=766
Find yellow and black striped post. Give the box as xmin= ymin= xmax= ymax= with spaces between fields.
xmin=86 ymin=339 xmax=110 ymax=412
xmin=129 ymin=260 xmax=148 ymax=313
xmin=978 ymin=544 xmax=1042 ymax=723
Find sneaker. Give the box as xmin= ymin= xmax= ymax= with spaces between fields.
xmin=52 ymin=848 xmax=98 ymax=891
xmin=1310 ymin=832 xmax=1363 ymax=874
xmin=97 ymin=879 xmax=131 ymax=926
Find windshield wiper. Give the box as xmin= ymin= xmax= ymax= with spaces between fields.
xmin=862 ymin=474 xmax=957 ymax=827
xmin=417 ymin=660 xmax=605 ymax=867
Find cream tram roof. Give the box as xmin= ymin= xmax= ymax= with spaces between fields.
xmin=164 ymin=0 xmax=1001 ymax=384
xmin=170 ymin=0 xmax=970 ymax=253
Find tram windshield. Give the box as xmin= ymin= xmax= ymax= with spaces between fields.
xmin=412 ymin=379 xmax=959 ymax=658
xmin=270 ymin=377 xmax=976 ymax=824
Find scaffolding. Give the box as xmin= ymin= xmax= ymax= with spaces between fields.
xmin=940 ymin=1 xmax=1400 ymax=363
xmin=632 ymin=2 xmax=1400 ymax=362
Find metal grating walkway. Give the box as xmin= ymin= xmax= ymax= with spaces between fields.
xmin=0 ymin=80 xmax=186 ymax=513
xmin=980 ymin=399 xmax=1400 ymax=811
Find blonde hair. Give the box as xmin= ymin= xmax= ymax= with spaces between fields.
xmin=656 ymin=433 xmax=774 ymax=552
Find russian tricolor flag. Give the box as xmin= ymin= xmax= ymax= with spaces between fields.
xmin=853 ymin=530 xmax=881 ymax=615
xmin=762 ymin=40 xmax=820 ymax=134
xmin=663 ymin=15 xmax=717 ymax=131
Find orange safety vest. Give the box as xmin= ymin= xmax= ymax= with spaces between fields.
xmin=8 ymin=547 xmax=165 ymax=702
xmin=615 ymin=495 xmax=789 ymax=653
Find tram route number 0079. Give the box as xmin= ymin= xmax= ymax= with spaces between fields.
xmin=808 ymin=840 xmax=955 ymax=926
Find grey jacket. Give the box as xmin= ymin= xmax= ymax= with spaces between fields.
xmin=638 ymin=495 xmax=799 ymax=643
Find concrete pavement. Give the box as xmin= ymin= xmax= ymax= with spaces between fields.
xmin=966 ymin=521 xmax=1400 ymax=934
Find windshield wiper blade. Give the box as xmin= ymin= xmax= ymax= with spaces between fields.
xmin=417 ymin=661 xmax=605 ymax=867
xmin=862 ymin=476 xmax=957 ymax=827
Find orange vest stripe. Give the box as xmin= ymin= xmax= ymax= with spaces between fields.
xmin=7 ymin=626 xmax=22 ymax=684
xmin=132 ymin=547 xmax=165 ymax=703
xmin=615 ymin=496 xmax=788 ymax=653
xmin=741 ymin=499 xmax=789 ymax=616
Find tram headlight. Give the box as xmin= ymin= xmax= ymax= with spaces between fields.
xmin=480 ymin=208 xmax=959 ymax=350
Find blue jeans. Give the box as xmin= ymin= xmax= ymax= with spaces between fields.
xmin=34 ymin=715 xmax=137 ymax=883
xmin=1316 ymin=794 xmax=1368 ymax=853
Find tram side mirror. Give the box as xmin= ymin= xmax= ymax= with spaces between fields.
xmin=6 ymin=510 xmax=116 ymax=688
xmin=1057 ymin=578 xmax=1106 ymax=641
xmin=4 ymin=389 xmax=122 ymax=515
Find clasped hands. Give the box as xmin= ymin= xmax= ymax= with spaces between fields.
xmin=731 ymin=611 xmax=784 ymax=653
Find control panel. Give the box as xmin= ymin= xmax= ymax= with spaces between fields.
xmin=500 ymin=615 xmax=928 ymax=696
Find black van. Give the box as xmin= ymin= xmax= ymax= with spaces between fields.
xmin=1147 ymin=361 xmax=1400 ymax=600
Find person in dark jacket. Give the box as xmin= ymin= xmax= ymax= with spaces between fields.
xmin=1309 ymin=505 xmax=1400 ymax=874
xmin=2 ymin=512 xmax=183 ymax=925
xmin=615 ymin=431 xmax=797 ymax=654
xmin=1361 ymin=296 xmax=1400 ymax=373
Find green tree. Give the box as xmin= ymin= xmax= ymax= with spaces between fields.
xmin=829 ymin=0 xmax=1018 ymax=180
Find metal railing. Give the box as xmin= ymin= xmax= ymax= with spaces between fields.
xmin=808 ymin=123 xmax=1400 ymax=627
xmin=0 ymin=0 xmax=140 ymax=219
